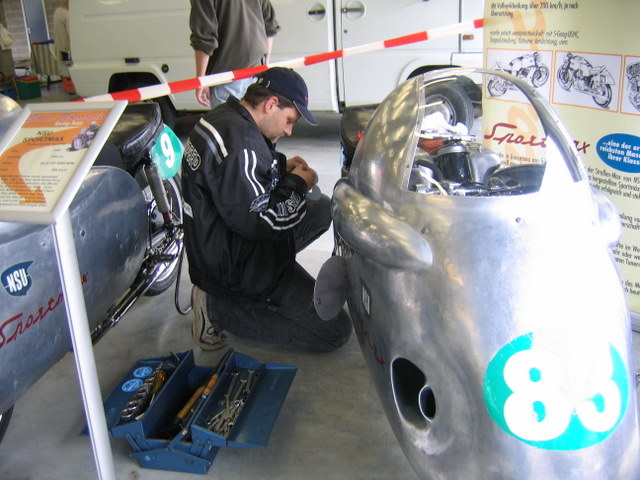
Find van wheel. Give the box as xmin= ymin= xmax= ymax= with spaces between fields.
xmin=0 ymin=406 xmax=13 ymax=444
xmin=424 ymin=83 xmax=474 ymax=131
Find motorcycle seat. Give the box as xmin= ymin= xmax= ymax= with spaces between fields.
xmin=105 ymin=102 xmax=164 ymax=171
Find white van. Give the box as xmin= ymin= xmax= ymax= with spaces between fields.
xmin=69 ymin=0 xmax=483 ymax=124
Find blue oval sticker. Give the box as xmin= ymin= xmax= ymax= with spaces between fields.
xmin=596 ymin=133 xmax=640 ymax=173
xmin=121 ymin=378 xmax=143 ymax=393
xmin=2 ymin=261 xmax=33 ymax=297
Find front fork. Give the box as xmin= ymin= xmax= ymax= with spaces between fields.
xmin=144 ymin=160 xmax=173 ymax=226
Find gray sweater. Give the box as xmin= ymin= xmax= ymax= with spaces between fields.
xmin=190 ymin=0 xmax=280 ymax=75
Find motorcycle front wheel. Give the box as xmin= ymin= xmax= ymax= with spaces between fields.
xmin=487 ymin=78 xmax=507 ymax=97
xmin=593 ymin=84 xmax=613 ymax=108
xmin=557 ymin=66 xmax=573 ymax=90
xmin=145 ymin=175 xmax=184 ymax=296
xmin=631 ymin=93 xmax=640 ymax=112
xmin=531 ymin=66 xmax=550 ymax=88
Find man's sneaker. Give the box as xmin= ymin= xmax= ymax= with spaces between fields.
xmin=191 ymin=286 xmax=226 ymax=351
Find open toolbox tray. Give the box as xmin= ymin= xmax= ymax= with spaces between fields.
xmin=101 ymin=349 xmax=297 ymax=474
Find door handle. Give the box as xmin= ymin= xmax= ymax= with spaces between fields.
xmin=341 ymin=1 xmax=365 ymax=20
xmin=307 ymin=4 xmax=326 ymax=21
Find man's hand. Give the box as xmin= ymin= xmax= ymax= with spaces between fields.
xmin=290 ymin=159 xmax=318 ymax=191
xmin=194 ymin=50 xmax=211 ymax=107
xmin=195 ymin=86 xmax=211 ymax=107
xmin=286 ymin=155 xmax=308 ymax=172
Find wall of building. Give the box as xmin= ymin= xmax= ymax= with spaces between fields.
xmin=2 ymin=0 xmax=28 ymax=60
xmin=1 ymin=0 xmax=65 ymax=64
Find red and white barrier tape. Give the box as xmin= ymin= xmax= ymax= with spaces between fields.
xmin=78 ymin=18 xmax=484 ymax=104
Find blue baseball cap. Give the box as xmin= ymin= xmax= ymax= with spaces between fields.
xmin=256 ymin=67 xmax=318 ymax=126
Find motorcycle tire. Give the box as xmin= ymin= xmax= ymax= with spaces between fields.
xmin=593 ymin=84 xmax=613 ymax=108
xmin=531 ymin=66 xmax=550 ymax=88
xmin=145 ymin=175 xmax=184 ymax=296
xmin=0 ymin=406 xmax=13 ymax=444
xmin=630 ymin=92 xmax=640 ymax=112
xmin=424 ymin=83 xmax=474 ymax=131
xmin=71 ymin=135 xmax=86 ymax=151
xmin=487 ymin=78 xmax=507 ymax=97
xmin=557 ymin=66 xmax=573 ymax=91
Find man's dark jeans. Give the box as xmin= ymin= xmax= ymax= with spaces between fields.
xmin=207 ymin=194 xmax=353 ymax=352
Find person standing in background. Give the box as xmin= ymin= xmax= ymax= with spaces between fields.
xmin=189 ymin=0 xmax=279 ymax=108
xmin=53 ymin=0 xmax=71 ymax=62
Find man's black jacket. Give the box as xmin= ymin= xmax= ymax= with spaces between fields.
xmin=182 ymin=96 xmax=308 ymax=302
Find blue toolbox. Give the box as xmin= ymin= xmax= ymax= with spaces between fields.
xmin=101 ymin=349 xmax=296 ymax=474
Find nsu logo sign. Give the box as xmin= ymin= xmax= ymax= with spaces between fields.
xmin=2 ymin=262 xmax=33 ymax=296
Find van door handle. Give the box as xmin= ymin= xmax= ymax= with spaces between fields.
xmin=307 ymin=4 xmax=326 ymax=20
xmin=308 ymin=7 xmax=326 ymax=16
xmin=341 ymin=1 xmax=365 ymax=19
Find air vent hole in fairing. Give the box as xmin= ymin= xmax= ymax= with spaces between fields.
xmin=391 ymin=357 xmax=436 ymax=429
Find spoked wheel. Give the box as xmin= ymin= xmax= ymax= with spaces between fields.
xmin=487 ymin=77 xmax=507 ymax=97
xmin=531 ymin=66 xmax=549 ymax=87
xmin=0 ymin=406 xmax=13 ymax=444
xmin=145 ymin=175 xmax=184 ymax=296
xmin=557 ymin=66 xmax=573 ymax=91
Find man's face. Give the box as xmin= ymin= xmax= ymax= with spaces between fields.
xmin=262 ymin=100 xmax=300 ymax=143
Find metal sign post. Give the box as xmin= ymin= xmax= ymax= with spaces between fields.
xmin=0 ymin=101 xmax=127 ymax=480
xmin=52 ymin=209 xmax=116 ymax=479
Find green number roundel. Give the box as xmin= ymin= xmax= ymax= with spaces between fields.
xmin=483 ymin=332 xmax=629 ymax=451
xmin=151 ymin=125 xmax=183 ymax=179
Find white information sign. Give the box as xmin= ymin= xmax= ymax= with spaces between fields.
xmin=0 ymin=101 xmax=126 ymax=223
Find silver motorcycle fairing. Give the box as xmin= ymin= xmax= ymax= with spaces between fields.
xmin=0 ymin=166 xmax=146 ymax=414
xmin=324 ymin=68 xmax=640 ymax=479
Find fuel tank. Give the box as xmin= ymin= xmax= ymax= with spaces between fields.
xmin=0 ymin=166 xmax=147 ymax=413
xmin=319 ymin=69 xmax=640 ymax=479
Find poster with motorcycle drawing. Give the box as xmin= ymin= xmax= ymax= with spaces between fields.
xmin=484 ymin=0 xmax=640 ymax=329
xmin=553 ymin=51 xmax=621 ymax=111
xmin=486 ymin=49 xmax=553 ymax=102
xmin=622 ymin=57 xmax=640 ymax=115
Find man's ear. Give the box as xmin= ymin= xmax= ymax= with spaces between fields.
xmin=263 ymin=95 xmax=280 ymax=114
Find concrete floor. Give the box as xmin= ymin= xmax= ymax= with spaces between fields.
xmin=1 ymin=83 xmax=640 ymax=480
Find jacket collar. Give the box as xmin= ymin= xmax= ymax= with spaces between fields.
xmin=226 ymin=95 xmax=277 ymax=150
